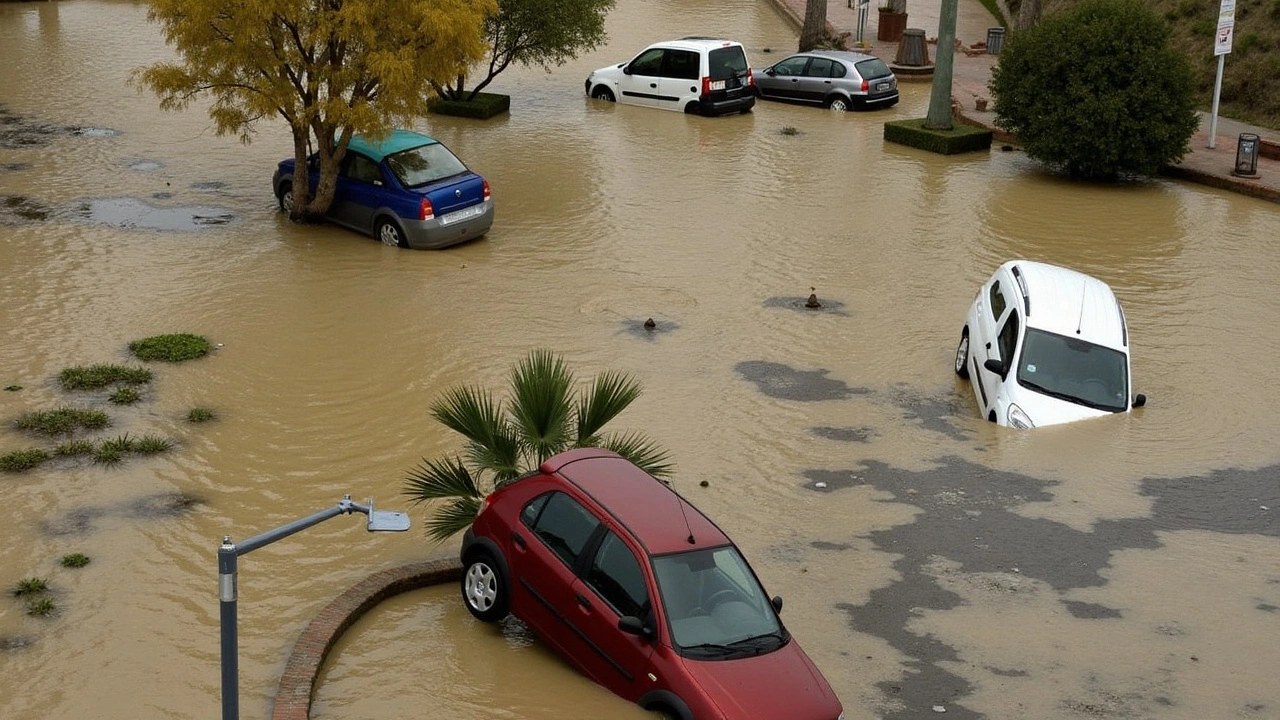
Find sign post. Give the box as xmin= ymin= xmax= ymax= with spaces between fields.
xmin=1207 ymin=0 xmax=1235 ymax=149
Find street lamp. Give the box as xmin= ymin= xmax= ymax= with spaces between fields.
xmin=218 ymin=494 xmax=410 ymax=720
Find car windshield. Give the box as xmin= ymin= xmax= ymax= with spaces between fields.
xmin=708 ymin=47 xmax=748 ymax=80
xmin=1017 ymin=328 xmax=1129 ymax=412
xmin=855 ymin=57 xmax=893 ymax=80
xmin=384 ymin=142 xmax=468 ymax=188
xmin=652 ymin=545 xmax=785 ymax=659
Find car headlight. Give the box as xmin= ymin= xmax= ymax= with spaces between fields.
xmin=837 ymin=714 xmax=845 ymax=720
xmin=1008 ymin=404 xmax=1034 ymax=429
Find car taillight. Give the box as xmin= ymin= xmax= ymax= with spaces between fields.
xmin=419 ymin=198 xmax=434 ymax=221
xmin=701 ymin=75 xmax=711 ymax=96
xmin=861 ymin=79 xmax=869 ymax=92
xmin=482 ymin=179 xmax=491 ymax=201
xmin=747 ymin=68 xmax=755 ymax=87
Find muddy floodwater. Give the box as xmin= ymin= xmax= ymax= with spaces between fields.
xmin=2 ymin=1 xmax=1280 ymax=719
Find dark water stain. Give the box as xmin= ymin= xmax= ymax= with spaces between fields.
xmin=126 ymin=491 xmax=202 ymax=518
xmin=0 ymin=635 xmax=35 ymax=652
xmin=1 ymin=194 xmax=51 ymax=222
xmin=0 ymin=105 xmax=117 ymax=148
xmin=811 ymin=425 xmax=874 ymax=443
xmin=764 ymin=295 xmax=851 ymax=316
xmin=819 ymin=457 xmax=1280 ymax=718
xmin=811 ymin=540 xmax=852 ymax=551
xmin=1063 ymin=600 xmax=1123 ymax=619
xmin=72 ymin=197 xmax=236 ymax=231
xmin=621 ymin=318 xmax=678 ymax=339
xmin=736 ymin=360 xmax=869 ymax=401
xmin=152 ymin=192 xmax=174 ymax=200
xmin=128 ymin=160 xmax=163 ymax=171
xmin=71 ymin=126 xmax=120 ymax=138
xmin=190 ymin=181 xmax=228 ymax=191
xmin=1 ymin=162 xmax=32 ymax=172
xmin=41 ymin=506 xmax=109 ymax=536
xmin=987 ymin=666 xmax=1029 ymax=677
xmin=1259 ymin=603 xmax=1279 ymax=612
xmin=883 ymin=384 xmax=972 ymax=441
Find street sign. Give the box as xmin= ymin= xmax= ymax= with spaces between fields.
xmin=1215 ymin=0 xmax=1235 ymax=55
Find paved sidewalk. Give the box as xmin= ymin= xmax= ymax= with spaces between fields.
xmin=767 ymin=0 xmax=1280 ymax=203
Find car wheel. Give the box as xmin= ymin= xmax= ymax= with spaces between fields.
xmin=278 ymin=183 xmax=294 ymax=214
xmin=590 ymin=86 xmax=615 ymax=102
xmin=828 ymin=96 xmax=850 ymax=112
xmin=376 ymin=218 xmax=408 ymax=249
xmin=461 ymin=552 xmax=509 ymax=622
xmin=955 ymin=329 xmax=970 ymax=379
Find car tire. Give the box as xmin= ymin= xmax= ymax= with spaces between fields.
xmin=376 ymin=218 xmax=408 ymax=249
xmin=955 ymin=328 xmax=970 ymax=379
xmin=827 ymin=95 xmax=851 ymax=112
xmin=278 ymin=182 xmax=294 ymax=214
xmin=461 ymin=551 xmax=509 ymax=622
xmin=590 ymin=86 xmax=616 ymax=102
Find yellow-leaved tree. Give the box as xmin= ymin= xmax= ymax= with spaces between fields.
xmin=135 ymin=0 xmax=496 ymax=221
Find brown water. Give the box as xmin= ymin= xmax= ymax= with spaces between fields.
xmin=2 ymin=1 xmax=1279 ymax=719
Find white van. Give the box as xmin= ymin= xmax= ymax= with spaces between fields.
xmin=955 ymin=260 xmax=1146 ymax=429
xmin=585 ymin=37 xmax=755 ymax=116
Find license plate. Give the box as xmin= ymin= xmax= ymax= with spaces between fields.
xmin=877 ymin=81 xmax=890 ymax=91
xmin=438 ymin=204 xmax=483 ymax=226
xmin=710 ymin=80 xmax=726 ymax=91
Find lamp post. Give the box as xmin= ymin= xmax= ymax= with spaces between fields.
xmin=218 ymin=495 xmax=410 ymax=720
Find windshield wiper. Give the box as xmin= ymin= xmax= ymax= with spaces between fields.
xmin=1021 ymin=379 xmax=1084 ymax=405
xmin=725 ymin=631 xmax=787 ymax=654
xmin=682 ymin=642 xmax=741 ymax=657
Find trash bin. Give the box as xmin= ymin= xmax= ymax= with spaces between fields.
xmin=1234 ymin=133 xmax=1261 ymax=178
xmin=986 ymin=27 xmax=1006 ymax=55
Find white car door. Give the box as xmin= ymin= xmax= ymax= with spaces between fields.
xmin=616 ymin=48 xmax=665 ymax=108
xmin=974 ymin=275 xmax=1014 ymax=419
xmin=656 ymin=49 xmax=700 ymax=113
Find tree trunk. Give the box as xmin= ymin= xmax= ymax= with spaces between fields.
xmin=886 ymin=0 xmax=906 ymax=13
xmin=799 ymin=0 xmax=828 ymax=52
xmin=924 ymin=0 xmax=958 ymax=130
xmin=1015 ymin=0 xmax=1041 ymax=31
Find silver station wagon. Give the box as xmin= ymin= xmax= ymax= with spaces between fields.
xmin=755 ymin=50 xmax=899 ymax=111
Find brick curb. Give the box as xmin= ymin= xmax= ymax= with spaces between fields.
xmin=270 ymin=558 xmax=464 ymax=720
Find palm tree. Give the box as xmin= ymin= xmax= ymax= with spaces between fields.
xmin=404 ymin=349 xmax=673 ymax=542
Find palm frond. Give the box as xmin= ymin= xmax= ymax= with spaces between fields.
xmin=403 ymin=455 xmax=483 ymax=503
xmin=463 ymin=431 xmax=524 ymax=485
xmin=599 ymin=431 xmax=675 ymax=478
xmin=576 ymin=370 xmax=642 ymax=441
xmin=509 ymin=349 xmax=574 ymax=463
xmin=424 ymin=497 xmax=484 ymax=543
xmin=431 ymin=386 xmax=505 ymax=447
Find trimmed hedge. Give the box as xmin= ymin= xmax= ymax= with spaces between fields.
xmin=883 ymin=119 xmax=993 ymax=155
xmin=428 ymin=92 xmax=511 ymax=120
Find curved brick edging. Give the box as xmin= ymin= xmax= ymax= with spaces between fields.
xmin=270 ymin=558 xmax=464 ymax=720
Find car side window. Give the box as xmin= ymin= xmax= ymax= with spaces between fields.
xmin=342 ymin=153 xmax=381 ymax=184
xmin=629 ymin=48 xmax=664 ymax=76
xmin=774 ymin=56 xmax=808 ymax=76
xmin=806 ymin=57 xmax=836 ymax=78
xmin=530 ymin=492 xmax=600 ymax=569
xmin=520 ymin=492 xmax=551 ymax=528
xmin=989 ymin=280 xmax=1007 ymax=322
xmin=829 ymin=61 xmax=848 ymax=79
xmin=586 ymin=531 xmax=649 ymax=618
xmin=997 ymin=310 xmax=1020 ymax=365
xmin=662 ymin=50 xmax=699 ymax=80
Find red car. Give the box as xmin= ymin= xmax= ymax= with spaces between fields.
xmin=460 ymin=448 xmax=844 ymax=720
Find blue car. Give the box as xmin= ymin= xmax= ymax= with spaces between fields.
xmin=272 ymin=129 xmax=494 ymax=249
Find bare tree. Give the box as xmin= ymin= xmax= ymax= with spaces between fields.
xmin=1015 ymin=0 xmax=1042 ymax=30
xmin=799 ymin=0 xmax=828 ymax=52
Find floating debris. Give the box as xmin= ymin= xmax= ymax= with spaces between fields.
xmin=806 ymin=287 xmax=822 ymax=308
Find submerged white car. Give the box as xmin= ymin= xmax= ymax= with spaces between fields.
xmin=954 ymin=260 xmax=1145 ymax=429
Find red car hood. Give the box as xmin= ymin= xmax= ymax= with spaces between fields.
xmin=680 ymin=639 xmax=842 ymax=719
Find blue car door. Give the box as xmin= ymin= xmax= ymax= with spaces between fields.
xmin=331 ymin=152 xmax=384 ymax=233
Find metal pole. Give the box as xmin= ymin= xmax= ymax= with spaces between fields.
xmin=1208 ymin=54 xmax=1224 ymax=149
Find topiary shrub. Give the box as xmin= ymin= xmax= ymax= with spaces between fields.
xmin=989 ymin=0 xmax=1199 ymax=179
xmin=428 ymin=92 xmax=511 ymax=120
xmin=129 ymin=333 xmax=211 ymax=362
xmin=883 ymin=119 xmax=993 ymax=154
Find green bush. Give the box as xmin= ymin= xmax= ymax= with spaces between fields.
xmin=60 ymin=364 xmax=152 ymax=390
xmin=16 ymin=407 xmax=110 ymax=435
xmin=187 ymin=407 xmax=216 ymax=423
xmin=61 ymin=553 xmax=91 ymax=568
xmin=109 ymin=387 xmax=142 ymax=405
xmin=129 ymin=333 xmax=211 ymax=362
xmin=883 ymin=119 xmax=993 ymax=154
xmin=990 ymin=0 xmax=1199 ymax=179
xmin=0 ymin=448 xmax=50 ymax=472
xmin=54 ymin=439 xmax=96 ymax=456
xmin=428 ymin=92 xmax=511 ymax=120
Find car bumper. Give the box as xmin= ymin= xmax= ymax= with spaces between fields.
xmin=401 ymin=199 xmax=494 ymax=250
xmin=861 ymin=91 xmax=900 ymax=108
xmin=698 ymin=94 xmax=755 ymax=116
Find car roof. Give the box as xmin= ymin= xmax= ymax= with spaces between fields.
xmin=793 ymin=49 xmax=880 ymax=63
xmin=1000 ymin=260 xmax=1128 ymax=350
xmin=347 ymin=129 xmax=438 ymax=162
xmin=542 ymin=449 xmax=731 ymax=557
xmin=651 ymin=37 xmax=744 ymax=51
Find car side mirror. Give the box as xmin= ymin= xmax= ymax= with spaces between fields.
xmin=618 ymin=615 xmax=654 ymax=639
xmin=623 ymin=65 xmax=633 ymax=76
xmin=766 ymin=68 xmax=776 ymax=76
xmin=771 ymin=595 xmax=783 ymax=614
xmin=983 ymin=358 xmax=1005 ymax=377
xmin=1132 ymin=393 xmax=1146 ymax=408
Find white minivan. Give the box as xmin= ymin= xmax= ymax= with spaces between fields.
xmin=955 ymin=260 xmax=1146 ymax=429
xmin=584 ymin=37 xmax=755 ymax=116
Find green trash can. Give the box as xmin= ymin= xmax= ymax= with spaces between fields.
xmin=1234 ymin=133 xmax=1260 ymax=178
xmin=986 ymin=27 xmax=1006 ymax=55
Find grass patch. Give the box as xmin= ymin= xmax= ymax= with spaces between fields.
xmin=187 ymin=407 xmax=216 ymax=423
xmin=25 ymin=598 xmax=56 ymax=617
xmin=134 ymin=435 xmax=173 ymax=454
xmin=428 ymin=91 xmax=511 ymax=120
xmin=93 ymin=445 xmax=125 ymax=466
xmin=129 ymin=333 xmax=211 ymax=362
xmin=109 ymin=386 xmax=142 ymax=405
xmin=60 ymin=364 xmax=152 ymax=391
xmin=0 ymin=448 xmax=50 ymax=472
xmin=99 ymin=434 xmax=138 ymax=454
xmin=780 ymin=126 xmax=800 ymax=136
xmin=13 ymin=577 xmax=48 ymax=596
xmin=60 ymin=553 xmax=91 ymax=568
xmin=54 ymin=439 xmax=96 ymax=456
xmin=15 ymin=407 xmax=110 ymax=436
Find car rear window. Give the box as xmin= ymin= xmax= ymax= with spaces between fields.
xmin=385 ymin=142 xmax=468 ymax=188
xmin=708 ymin=46 xmax=748 ymax=80
xmin=855 ymin=58 xmax=893 ymax=81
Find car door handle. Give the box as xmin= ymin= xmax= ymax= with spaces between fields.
xmin=512 ymin=532 xmax=526 ymax=549
xmin=649 ymin=82 xmax=657 ymax=88
xmin=576 ymin=593 xmax=592 ymax=608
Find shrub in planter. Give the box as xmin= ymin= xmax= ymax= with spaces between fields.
xmin=428 ymin=92 xmax=511 ymax=120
